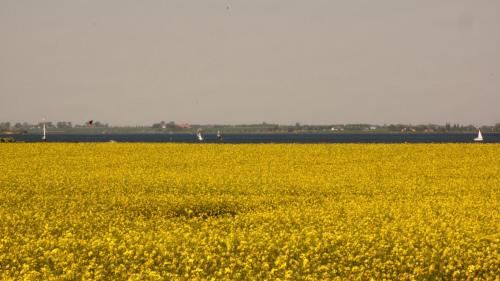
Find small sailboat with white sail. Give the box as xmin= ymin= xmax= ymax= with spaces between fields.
xmin=41 ymin=118 xmax=47 ymax=141
xmin=196 ymin=129 xmax=204 ymax=141
xmin=474 ymin=129 xmax=483 ymax=142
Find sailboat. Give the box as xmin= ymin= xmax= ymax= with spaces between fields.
xmin=474 ymin=129 xmax=483 ymax=142
xmin=196 ymin=129 xmax=204 ymax=141
xmin=217 ymin=130 xmax=223 ymax=141
xmin=41 ymin=119 xmax=47 ymax=141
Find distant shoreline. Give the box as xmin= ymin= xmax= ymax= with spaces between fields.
xmin=2 ymin=130 xmax=498 ymax=135
xmin=3 ymin=132 xmax=500 ymax=144
xmin=1 ymin=131 xmax=497 ymax=136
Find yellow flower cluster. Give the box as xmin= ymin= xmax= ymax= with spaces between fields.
xmin=0 ymin=143 xmax=498 ymax=280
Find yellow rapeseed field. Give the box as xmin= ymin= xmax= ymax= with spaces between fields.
xmin=0 ymin=143 xmax=498 ymax=280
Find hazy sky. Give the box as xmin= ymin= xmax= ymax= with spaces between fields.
xmin=1 ymin=0 xmax=499 ymax=125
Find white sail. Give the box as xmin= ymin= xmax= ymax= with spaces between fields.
xmin=474 ymin=130 xmax=483 ymax=141
xmin=196 ymin=130 xmax=203 ymax=141
xmin=42 ymin=119 xmax=47 ymax=141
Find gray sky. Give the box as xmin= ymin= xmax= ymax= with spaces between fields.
xmin=1 ymin=0 xmax=499 ymax=126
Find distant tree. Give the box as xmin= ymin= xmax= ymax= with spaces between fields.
xmin=92 ymin=121 xmax=108 ymax=128
xmin=38 ymin=122 xmax=54 ymax=128
xmin=414 ymin=125 xmax=426 ymax=132
xmin=165 ymin=121 xmax=177 ymax=130
xmin=152 ymin=121 xmax=167 ymax=129
xmin=47 ymin=122 xmax=54 ymax=128
xmin=445 ymin=123 xmax=451 ymax=131
xmin=387 ymin=124 xmax=407 ymax=132
xmin=0 ymin=122 xmax=11 ymax=130
xmin=56 ymin=121 xmax=72 ymax=128
xmin=462 ymin=125 xmax=476 ymax=131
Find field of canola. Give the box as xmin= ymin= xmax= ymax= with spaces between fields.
xmin=0 ymin=143 xmax=498 ymax=280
